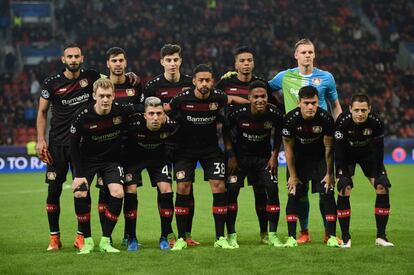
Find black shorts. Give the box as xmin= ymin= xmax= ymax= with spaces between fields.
xmin=45 ymin=145 xmax=72 ymax=184
xmin=337 ymin=157 xmax=386 ymax=179
xmin=287 ymin=157 xmax=327 ymax=195
xmin=124 ymin=158 xmax=172 ymax=187
xmin=174 ymin=147 xmax=225 ymax=183
xmin=78 ymin=161 xmax=124 ymax=191
xmin=227 ymin=155 xmax=277 ymax=188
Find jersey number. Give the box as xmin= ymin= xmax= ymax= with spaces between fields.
xmin=213 ymin=162 xmax=225 ymax=175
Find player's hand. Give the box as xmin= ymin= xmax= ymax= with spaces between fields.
xmin=227 ymin=156 xmax=238 ymax=176
xmin=37 ymin=140 xmax=53 ymax=165
xmin=266 ymin=155 xmax=278 ymax=176
xmin=72 ymin=177 xmax=88 ymax=191
xmin=287 ymin=176 xmax=300 ymax=196
xmin=163 ymin=103 xmax=171 ymax=112
xmin=125 ymin=72 xmax=141 ymax=86
xmin=321 ymin=174 xmax=334 ymax=193
xmin=220 ymin=71 xmax=237 ymax=80
xmin=36 ymin=139 xmax=47 ymax=156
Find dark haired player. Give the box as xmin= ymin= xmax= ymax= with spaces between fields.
xmin=282 ymin=86 xmax=339 ymax=248
xmin=168 ymin=64 xmax=243 ymax=250
xmin=95 ymin=47 xmax=144 ymax=251
xmin=144 ymin=44 xmax=198 ymax=247
xmin=224 ymin=80 xmax=284 ymax=248
xmin=334 ymin=94 xmax=393 ymax=248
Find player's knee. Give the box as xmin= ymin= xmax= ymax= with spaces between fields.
xmin=375 ymin=184 xmax=387 ymax=194
xmin=109 ymin=185 xmax=124 ymax=198
xmin=210 ymin=180 xmax=226 ymax=193
xmin=74 ymin=191 xmax=88 ymax=198
xmin=374 ymin=175 xmax=391 ymax=194
xmin=339 ymin=186 xmax=352 ymax=197
xmin=177 ymin=182 xmax=191 ymax=195
xmin=124 ymin=184 xmax=137 ymax=194
xmin=158 ymin=182 xmax=172 ymax=193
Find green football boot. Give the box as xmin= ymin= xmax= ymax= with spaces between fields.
xmin=326 ymin=236 xmax=340 ymax=248
xmin=171 ymin=238 xmax=187 ymax=251
xmin=227 ymin=233 xmax=239 ymax=248
xmin=214 ymin=236 xmax=235 ymax=249
xmin=77 ymin=237 xmax=94 ymax=254
xmin=99 ymin=236 xmax=120 ymax=253
xmin=268 ymin=232 xmax=283 ymax=247
xmin=283 ymin=236 xmax=298 ymax=248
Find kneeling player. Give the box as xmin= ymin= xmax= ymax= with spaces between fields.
xmin=224 ymin=80 xmax=284 ymax=247
xmin=123 ymin=97 xmax=178 ymax=250
xmin=282 ymin=86 xmax=339 ymax=248
xmin=70 ymin=79 xmax=142 ymax=254
xmin=334 ymin=94 xmax=393 ymax=248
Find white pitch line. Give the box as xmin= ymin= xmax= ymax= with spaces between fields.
xmin=0 ymin=184 xmax=71 ymax=196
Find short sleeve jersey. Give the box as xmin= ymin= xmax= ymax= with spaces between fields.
xmin=268 ymin=67 xmax=338 ymax=113
xmin=226 ymin=103 xmax=283 ymax=158
xmin=282 ymin=107 xmax=334 ymax=158
xmin=125 ymin=113 xmax=179 ymax=158
xmin=144 ymin=74 xmax=193 ymax=104
xmin=169 ymin=89 xmax=228 ymax=149
xmin=40 ymin=69 xmax=100 ymax=145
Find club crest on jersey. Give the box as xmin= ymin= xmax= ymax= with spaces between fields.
xmin=363 ymin=128 xmax=372 ymax=136
xmin=334 ymin=131 xmax=343 ymax=139
xmin=312 ymin=78 xmax=322 ymax=85
xmin=79 ymin=78 xmax=88 ymax=88
xmin=282 ymin=128 xmax=290 ymax=136
xmin=41 ymin=90 xmax=50 ymax=99
xmin=70 ymin=125 xmax=76 ymax=134
xmin=312 ymin=126 xmax=322 ymax=133
xmin=228 ymin=176 xmax=238 ymax=183
xmin=176 ymin=171 xmax=185 ymax=180
xmin=125 ymin=173 xmax=133 ymax=182
xmin=47 ymin=172 xmax=56 ymax=180
xmin=209 ymin=102 xmax=218 ymax=111
xmin=113 ymin=116 xmax=122 ymax=125
xmin=264 ymin=121 xmax=272 ymax=129
xmin=126 ymin=89 xmax=135 ymax=96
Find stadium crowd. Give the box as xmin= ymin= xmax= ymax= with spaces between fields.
xmin=1 ymin=0 xmax=414 ymax=145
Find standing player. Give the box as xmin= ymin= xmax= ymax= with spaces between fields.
xmin=216 ymin=46 xmax=280 ymax=243
xmin=282 ymin=86 xmax=339 ymax=248
xmin=36 ymin=43 xmax=100 ymax=251
xmin=334 ymin=94 xmax=393 ymax=248
xmin=70 ymin=79 xmax=142 ymax=254
xmin=224 ymin=80 xmax=284 ymax=248
xmin=168 ymin=64 xmax=238 ymax=250
xmin=268 ymin=38 xmax=343 ymax=244
xmin=124 ymin=97 xmax=178 ymax=250
xmin=144 ymin=44 xmax=198 ymax=246
xmin=96 ymin=47 xmax=144 ymax=251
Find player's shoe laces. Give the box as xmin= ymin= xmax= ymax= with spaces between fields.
xmin=185 ymin=233 xmax=201 ymax=246
xmin=297 ymin=230 xmax=311 ymax=244
xmin=341 ymin=239 xmax=351 ymax=248
xmin=99 ymin=237 xmax=120 ymax=253
xmin=268 ymin=232 xmax=283 ymax=247
xmin=127 ymin=238 xmax=140 ymax=252
xmin=73 ymin=233 xmax=84 ymax=249
xmin=283 ymin=236 xmax=298 ymax=248
xmin=167 ymin=233 xmax=177 ymax=248
xmin=227 ymin=233 xmax=239 ymax=248
xmin=159 ymin=237 xmax=170 ymax=250
xmin=260 ymin=232 xmax=269 ymax=244
xmin=375 ymin=237 xmax=394 ymax=247
xmin=77 ymin=237 xmax=94 ymax=254
xmin=214 ymin=236 xmax=235 ymax=249
xmin=326 ymin=236 xmax=340 ymax=247
xmin=171 ymin=237 xmax=187 ymax=251
xmin=47 ymin=234 xmax=62 ymax=251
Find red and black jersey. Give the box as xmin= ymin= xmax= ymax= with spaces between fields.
xmin=169 ymin=89 xmax=228 ymax=149
xmin=40 ymin=69 xmax=100 ymax=145
xmin=334 ymin=111 xmax=384 ymax=173
xmin=125 ymin=113 xmax=179 ymax=159
xmin=226 ymin=104 xmax=283 ymax=158
xmin=144 ymin=73 xmax=192 ymax=104
xmin=114 ymin=76 xmax=144 ymax=105
xmin=70 ymin=102 xmax=140 ymax=177
xmin=215 ymin=74 xmax=277 ymax=105
xmin=282 ymin=107 xmax=334 ymax=158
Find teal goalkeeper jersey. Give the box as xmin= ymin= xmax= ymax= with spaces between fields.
xmin=268 ymin=67 xmax=338 ymax=113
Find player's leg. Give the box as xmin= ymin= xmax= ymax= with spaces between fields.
xmin=226 ymin=172 xmax=243 ymax=248
xmin=96 ymin=176 xmax=110 ymax=241
xmin=284 ymin=167 xmax=303 ymax=247
xmin=186 ymin=183 xmax=200 ymax=246
xmin=123 ymin=182 xmax=138 ymax=251
xmin=297 ymin=193 xmax=310 ymax=243
xmin=252 ymin=183 xmax=268 ymax=242
xmin=99 ymin=164 xmax=125 ymax=253
xmin=369 ymin=164 xmax=393 ymax=247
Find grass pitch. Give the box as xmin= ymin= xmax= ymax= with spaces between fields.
xmin=0 ymin=165 xmax=413 ymax=274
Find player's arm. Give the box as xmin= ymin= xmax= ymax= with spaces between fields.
xmin=326 ymin=73 xmax=342 ymax=120
xmin=69 ymin=117 xmax=88 ymax=191
xmin=227 ymin=95 xmax=249 ymax=105
xmin=283 ymin=136 xmax=300 ymax=195
xmin=372 ymin=115 xmax=385 ymax=169
xmin=331 ymin=99 xmax=342 ymax=121
xmin=36 ymin=97 xmax=51 ymax=161
xmin=322 ymin=135 xmax=334 ymax=191
xmin=222 ymin=110 xmax=238 ymax=175
xmin=334 ymin=116 xmax=351 ymax=177
xmin=267 ymin=111 xmax=283 ymax=175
